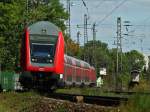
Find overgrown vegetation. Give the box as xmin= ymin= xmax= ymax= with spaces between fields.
xmin=56 ymin=88 xmax=119 ymax=97
xmin=0 ymin=92 xmax=116 ymax=112
xmin=0 ymin=92 xmax=41 ymax=112
xmin=120 ymin=94 xmax=150 ymax=112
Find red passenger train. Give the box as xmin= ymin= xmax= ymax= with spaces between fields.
xmin=20 ymin=21 xmax=96 ymax=90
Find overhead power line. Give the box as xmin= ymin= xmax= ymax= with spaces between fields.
xmin=96 ymin=0 xmax=128 ymax=25
xmin=81 ymin=0 xmax=90 ymax=18
xmin=95 ymin=0 xmax=105 ymax=8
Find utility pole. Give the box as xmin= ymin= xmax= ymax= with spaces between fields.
xmin=77 ymin=14 xmax=90 ymax=62
xmin=84 ymin=14 xmax=89 ymax=62
xmin=66 ymin=0 xmax=71 ymax=38
xmin=92 ymin=23 xmax=96 ymax=48
xmin=116 ymin=17 xmax=122 ymax=91
xmin=77 ymin=31 xmax=81 ymax=45
xmin=92 ymin=23 xmax=96 ymax=66
xmin=84 ymin=14 xmax=88 ymax=44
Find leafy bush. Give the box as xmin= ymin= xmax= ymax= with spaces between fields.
xmin=120 ymin=94 xmax=150 ymax=112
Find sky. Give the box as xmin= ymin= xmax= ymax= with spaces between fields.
xmin=60 ymin=0 xmax=150 ymax=55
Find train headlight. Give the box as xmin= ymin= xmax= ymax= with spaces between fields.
xmin=49 ymin=59 xmax=53 ymax=63
xmin=60 ymin=74 xmax=63 ymax=79
xmin=32 ymin=58 xmax=37 ymax=62
xmin=32 ymin=58 xmax=35 ymax=62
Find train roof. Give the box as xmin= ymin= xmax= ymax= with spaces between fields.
xmin=28 ymin=21 xmax=60 ymax=36
xmin=64 ymin=55 xmax=93 ymax=69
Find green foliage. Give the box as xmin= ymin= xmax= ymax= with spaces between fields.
xmin=121 ymin=94 xmax=150 ymax=112
xmin=56 ymin=88 xmax=118 ymax=96
xmin=0 ymin=92 xmax=40 ymax=112
xmin=82 ymin=40 xmax=111 ymax=77
xmin=0 ymin=0 xmax=68 ymax=70
xmin=77 ymin=40 xmax=145 ymax=90
xmin=65 ymin=37 xmax=80 ymax=57
xmin=78 ymin=40 xmax=145 ymax=80
xmin=125 ymin=50 xmax=145 ymax=70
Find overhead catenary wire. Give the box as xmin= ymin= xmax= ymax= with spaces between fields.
xmin=89 ymin=0 xmax=106 ymax=24
xmin=95 ymin=0 xmax=105 ymax=8
xmin=96 ymin=0 xmax=128 ymax=25
xmin=81 ymin=0 xmax=90 ymax=19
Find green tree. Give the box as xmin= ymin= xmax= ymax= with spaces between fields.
xmin=0 ymin=0 xmax=68 ymax=70
xmin=82 ymin=40 xmax=111 ymax=77
xmin=125 ymin=50 xmax=145 ymax=71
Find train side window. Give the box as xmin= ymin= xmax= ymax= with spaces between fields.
xmin=64 ymin=65 xmax=67 ymax=76
xmin=84 ymin=63 xmax=90 ymax=69
xmin=78 ymin=68 xmax=81 ymax=76
xmin=76 ymin=61 xmax=81 ymax=67
xmin=66 ymin=57 xmax=72 ymax=65
xmin=67 ymin=76 xmax=72 ymax=82
xmin=72 ymin=67 xmax=76 ymax=82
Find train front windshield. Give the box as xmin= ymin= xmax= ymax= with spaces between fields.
xmin=30 ymin=35 xmax=57 ymax=64
xmin=31 ymin=43 xmax=54 ymax=57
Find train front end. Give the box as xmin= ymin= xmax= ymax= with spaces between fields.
xmin=20 ymin=21 xmax=64 ymax=90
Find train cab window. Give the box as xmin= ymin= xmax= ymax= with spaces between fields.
xmin=29 ymin=35 xmax=57 ymax=64
xmin=31 ymin=43 xmax=54 ymax=57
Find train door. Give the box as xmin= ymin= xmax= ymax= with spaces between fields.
xmin=80 ymin=68 xmax=84 ymax=85
xmin=83 ymin=69 xmax=86 ymax=85
xmin=64 ymin=64 xmax=67 ymax=83
xmin=76 ymin=67 xmax=81 ymax=85
xmin=67 ymin=65 xmax=72 ymax=85
xmin=83 ymin=69 xmax=87 ymax=85
xmin=89 ymin=69 xmax=92 ymax=83
xmin=82 ymin=69 xmax=85 ymax=84
xmin=72 ymin=66 xmax=76 ymax=86
xmin=86 ymin=69 xmax=90 ymax=85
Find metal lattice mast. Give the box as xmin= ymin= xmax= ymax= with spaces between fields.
xmin=66 ymin=0 xmax=71 ymax=38
xmin=92 ymin=23 xmax=96 ymax=48
xmin=84 ymin=14 xmax=88 ymax=61
xmin=118 ymin=17 xmax=122 ymax=72
xmin=116 ymin=17 xmax=122 ymax=90
xmin=84 ymin=14 xmax=88 ymax=44
xmin=92 ymin=23 xmax=96 ymax=66
xmin=77 ymin=31 xmax=80 ymax=45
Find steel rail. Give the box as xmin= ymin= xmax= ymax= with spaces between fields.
xmin=105 ymin=91 xmax=150 ymax=95
xmin=46 ymin=93 xmax=128 ymax=107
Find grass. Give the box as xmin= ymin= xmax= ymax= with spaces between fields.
xmin=0 ymin=91 xmax=41 ymax=112
xmin=56 ymin=86 xmax=150 ymax=112
xmin=56 ymin=87 xmax=121 ymax=97
xmin=120 ymin=94 xmax=150 ymax=112
xmin=119 ymin=79 xmax=150 ymax=112
xmin=0 ymin=78 xmax=150 ymax=112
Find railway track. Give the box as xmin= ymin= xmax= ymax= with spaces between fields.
xmin=105 ymin=91 xmax=150 ymax=95
xmin=46 ymin=93 xmax=128 ymax=107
